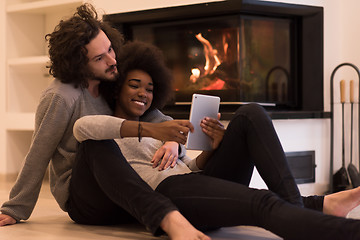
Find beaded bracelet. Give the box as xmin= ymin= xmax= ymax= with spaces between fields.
xmin=138 ymin=121 xmax=143 ymax=142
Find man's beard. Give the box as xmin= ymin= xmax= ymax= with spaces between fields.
xmin=94 ymin=73 xmax=118 ymax=82
xmin=90 ymin=65 xmax=119 ymax=82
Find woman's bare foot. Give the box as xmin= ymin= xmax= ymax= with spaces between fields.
xmin=323 ymin=186 xmax=360 ymax=217
xmin=160 ymin=210 xmax=211 ymax=240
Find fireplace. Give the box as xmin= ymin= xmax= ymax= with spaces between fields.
xmin=104 ymin=0 xmax=324 ymax=119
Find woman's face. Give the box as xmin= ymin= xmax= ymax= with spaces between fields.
xmin=115 ymin=69 xmax=154 ymax=120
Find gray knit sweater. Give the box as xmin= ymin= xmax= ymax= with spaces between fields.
xmin=0 ymin=79 xmax=112 ymax=222
xmin=73 ymin=115 xmax=200 ymax=190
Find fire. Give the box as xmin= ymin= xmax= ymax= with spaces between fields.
xmin=190 ymin=68 xmax=201 ymax=83
xmin=189 ymin=33 xmax=224 ymax=90
xmin=195 ymin=33 xmax=221 ymax=75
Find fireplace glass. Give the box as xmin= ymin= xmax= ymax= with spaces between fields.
xmin=131 ymin=14 xmax=293 ymax=107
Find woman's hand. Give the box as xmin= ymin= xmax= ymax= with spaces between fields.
xmin=148 ymin=120 xmax=194 ymax=145
xmin=152 ymin=141 xmax=179 ymax=171
xmin=200 ymin=114 xmax=225 ymax=150
xmin=0 ymin=214 xmax=16 ymax=226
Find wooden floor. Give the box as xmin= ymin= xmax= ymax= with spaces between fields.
xmin=0 ymin=180 xmax=282 ymax=240
xmin=4 ymin=178 xmax=360 ymax=240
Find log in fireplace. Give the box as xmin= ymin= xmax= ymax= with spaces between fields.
xmin=104 ymin=0 xmax=324 ymax=119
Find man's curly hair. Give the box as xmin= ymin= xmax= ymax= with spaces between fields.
xmin=101 ymin=41 xmax=174 ymax=112
xmin=45 ymin=3 xmax=124 ymax=88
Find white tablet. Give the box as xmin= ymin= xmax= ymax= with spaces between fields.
xmin=186 ymin=94 xmax=220 ymax=151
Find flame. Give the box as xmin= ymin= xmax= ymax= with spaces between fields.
xmin=189 ymin=33 xmax=224 ymax=90
xmin=190 ymin=68 xmax=201 ymax=83
xmin=195 ymin=33 xmax=221 ymax=75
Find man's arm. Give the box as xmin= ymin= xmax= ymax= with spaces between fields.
xmin=0 ymin=214 xmax=16 ymax=226
xmin=1 ymin=93 xmax=71 ymax=223
xmin=141 ymin=109 xmax=188 ymax=168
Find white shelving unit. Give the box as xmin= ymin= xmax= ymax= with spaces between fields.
xmin=2 ymin=0 xmax=83 ymax=177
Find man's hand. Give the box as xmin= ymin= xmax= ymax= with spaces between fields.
xmin=152 ymin=141 xmax=179 ymax=171
xmin=0 ymin=214 xmax=16 ymax=226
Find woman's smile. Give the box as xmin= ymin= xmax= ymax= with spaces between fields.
xmin=132 ymin=99 xmax=147 ymax=106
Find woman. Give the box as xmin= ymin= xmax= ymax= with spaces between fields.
xmin=74 ymin=41 xmax=360 ymax=239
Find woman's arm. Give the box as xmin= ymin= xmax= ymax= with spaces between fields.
xmin=74 ymin=115 xmax=194 ymax=145
xmin=121 ymin=120 xmax=194 ymax=145
xmin=73 ymin=115 xmax=125 ymax=142
xmin=194 ymin=151 xmax=214 ymax=170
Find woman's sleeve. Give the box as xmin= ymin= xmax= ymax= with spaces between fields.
xmin=73 ymin=115 xmax=125 ymax=142
xmin=180 ymin=155 xmax=202 ymax=172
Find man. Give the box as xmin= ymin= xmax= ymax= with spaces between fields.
xmin=0 ymin=4 xmax=209 ymax=240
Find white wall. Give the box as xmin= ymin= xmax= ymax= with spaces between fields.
xmin=87 ymin=0 xmax=360 ymax=195
xmin=91 ymin=0 xmax=223 ymax=15
xmin=0 ymin=0 xmax=6 ymax=176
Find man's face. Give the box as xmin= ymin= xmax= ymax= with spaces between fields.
xmin=86 ymin=30 xmax=118 ymax=82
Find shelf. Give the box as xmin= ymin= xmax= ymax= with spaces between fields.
xmin=2 ymin=0 xmax=83 ymax=175
xmin=7 ymin=60 xmax=51 ymax=113
xmin=8 ymin=56 xmax=50 ymax=75
xmin=7 ymin=0 xmax=83 ymax=14
xmin=8 ymin=56 xmax=49 ymax=66
xmin=6 ymin=113 xmax=35 ymax=131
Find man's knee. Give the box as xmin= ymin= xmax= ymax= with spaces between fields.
xmin=80 ymin=139 xmax=119 ymax=153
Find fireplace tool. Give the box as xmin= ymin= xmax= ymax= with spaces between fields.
xmin=348 ymin=80 xmax=360 ymax=187
xmin=332 ymin=79 xmax=349 ymax=192
xmin=330 ymin=63 xmax=360 ymax=193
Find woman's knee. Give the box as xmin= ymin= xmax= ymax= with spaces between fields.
xmin=231 ymin=103 xmax=270 ymax=125
xmin=235 ymin=103 xmax=266 ymax=117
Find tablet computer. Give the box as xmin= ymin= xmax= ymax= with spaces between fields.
xmin=186 ymin=94 xmax=220 ymax=151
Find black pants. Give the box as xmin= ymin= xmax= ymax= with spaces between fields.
xmin=66 ymin=139 xmax=177 ymax=235
xmin=66 ymin=104 xmax=360 ymax=239
xmin=154 ymin=104 xmax=360 ymax=239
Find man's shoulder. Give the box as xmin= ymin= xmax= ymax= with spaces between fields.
xmin=45 ymin=79 xmax=82 ymax=96
xmin=42 ymin=79 xmax=84 ymax=106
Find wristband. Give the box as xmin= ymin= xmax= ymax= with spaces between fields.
xmin=138 ymin=121 xmax=143 ymax=142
